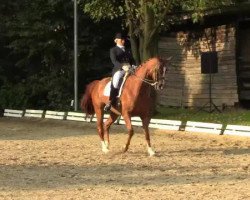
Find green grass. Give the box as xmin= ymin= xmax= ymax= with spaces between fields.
xmin=154 ymin=106 xmax=250 ymax=126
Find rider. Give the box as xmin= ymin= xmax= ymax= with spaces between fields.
xmin=104 ymin=32 xmax=135 ymax=111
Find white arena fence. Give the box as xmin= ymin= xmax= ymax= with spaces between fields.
xmin=2 ymin=109 xmax=250 ymax=137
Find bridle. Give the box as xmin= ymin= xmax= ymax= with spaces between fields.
xmin=131 ymin=60 xmax=168 ymax=89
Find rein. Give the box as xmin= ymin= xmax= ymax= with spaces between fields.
xmin=130 ymin=64 xmax=160 ymax=87
xmin=132 ymin=73 xmax=158 ymax=86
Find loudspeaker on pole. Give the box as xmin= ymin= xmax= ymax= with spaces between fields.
xmin=201 ymin=51 xmax=218 ymax=74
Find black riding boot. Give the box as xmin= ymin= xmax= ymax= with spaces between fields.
xmin=104 ymin=84 xmax=118 ymax=111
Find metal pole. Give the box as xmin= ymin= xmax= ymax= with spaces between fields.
xmin=74 ymin=0 xmax=78 ymax=111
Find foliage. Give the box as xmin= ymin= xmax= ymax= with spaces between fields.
xmin=83 ymin=0 xmax=241 ymax=63
xmin=0 ymin=83 xmax=28 ymax=109
xmin=0 ymin=0 xmax=119 ymax=110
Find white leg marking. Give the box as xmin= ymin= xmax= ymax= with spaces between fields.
xmin=101 ymin=141 xmax=109 ymax=153
xmin=104 ymin=140 xmax=109 ymax=149
xmin=147 ymin=147 xmax=155 ymax=156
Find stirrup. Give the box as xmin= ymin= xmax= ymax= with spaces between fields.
xmin=104 ymin=102 xmax=111 ymax=111
xmin=117 ymin=99 xmax=121 ymax=107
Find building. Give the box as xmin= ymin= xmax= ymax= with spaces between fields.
xmin=158 ymin=3 xmax=250 ymax=109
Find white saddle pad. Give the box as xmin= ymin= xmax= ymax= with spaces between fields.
xmin=103 ymin=81 xmax=123 ymax=97
xmin=104 ymin=81 xmax=112 ymax=97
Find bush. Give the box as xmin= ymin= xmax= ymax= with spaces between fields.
xmin=0 ymin=82 xmax=28 ymax=109
xmin=0 ymin=69 xmax=74 ymax=111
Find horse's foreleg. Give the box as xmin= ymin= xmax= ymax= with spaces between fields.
xmin=123 ymin=114 xmax=134 ymax=152
xmin=141 ymin=117 xmax=155 ymax=156
xmin=103 ymin=113 xmax=119 ymax=148
xmin=95 ymin=108 xmax=109 ymax=153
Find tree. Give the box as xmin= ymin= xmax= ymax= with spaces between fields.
xmin=0 ymin=0 xmax=119 ymax=109
xmin=83 ymin=0 xmax=239 ymax=64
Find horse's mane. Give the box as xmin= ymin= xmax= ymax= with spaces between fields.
xmin=134 ymin=57 xmax=161 ymax=73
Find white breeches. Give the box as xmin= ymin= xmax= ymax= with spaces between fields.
xmin=112 ymin=70 xmax=125 ymax=89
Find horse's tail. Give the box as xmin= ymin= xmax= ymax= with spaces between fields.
xmin=80 ymin=80 xmax=99 ymax=115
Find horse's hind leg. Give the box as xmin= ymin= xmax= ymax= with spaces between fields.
xmin=103 ymin=113 xmax=119 ymax=148
xmin=141 ymin=117 xmax=155 ymax=156
xmin=95 ymin=107 xmax=109 ymax=153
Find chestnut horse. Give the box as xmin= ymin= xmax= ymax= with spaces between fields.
xmin=80 ymin=57 xmax=170 ymax=156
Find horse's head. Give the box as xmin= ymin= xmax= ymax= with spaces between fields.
xmin=150 ymin=56 xmax=172 ymax=90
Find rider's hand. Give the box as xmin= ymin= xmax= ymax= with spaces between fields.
xmin=122 ymin=64 xmax=130 ymax=72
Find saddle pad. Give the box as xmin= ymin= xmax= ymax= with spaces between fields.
xmin=103 ymin=81 xmax=123 ymax=97
xmin=103 ymin=81 xmax=111 ymax=96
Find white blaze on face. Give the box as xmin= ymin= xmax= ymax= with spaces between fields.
xmin=156 ymin=66 xmax=167 ymax=90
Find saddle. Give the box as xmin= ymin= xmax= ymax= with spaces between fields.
xmin=104 ymin=68 xmax=131 ymax=98
xmin=104 ymin=73 xmax=128 ymax=98
xmin=103 ymin=64 xmax=135 ymax=113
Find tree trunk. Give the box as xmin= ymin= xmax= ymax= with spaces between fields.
xmin=140 ymin=2 xmax=158 ymax=62
xmin=127 ymin=0 xmax=162 ymax=64
xmin=128 ymin=21 xmax=141 ymax=65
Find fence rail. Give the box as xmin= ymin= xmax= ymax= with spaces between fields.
xmin=2 ymin=109 xmax=250 ymax=137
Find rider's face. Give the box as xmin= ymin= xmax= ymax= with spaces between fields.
xmin=115 ymin=38 xmax=125 ymax=46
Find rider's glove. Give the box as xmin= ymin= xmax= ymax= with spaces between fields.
xmin=122 ymin=64 xmax=130 ymax=72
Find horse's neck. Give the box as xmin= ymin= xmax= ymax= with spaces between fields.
xmin=135 ymin=65 xmax=149 ymax=79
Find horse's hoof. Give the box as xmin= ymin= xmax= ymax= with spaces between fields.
xmin=102 ymin=148 xmax=110 ymax=154
xmin=147 ymin=147 xmax=155 ymax=156
xmin=122 ymin=145 xmax=128 ymax=153
xmin=149 ymin=151 xmax=156 ymax=157
xmin=104 ymin=141 xmax=109 ymax=149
